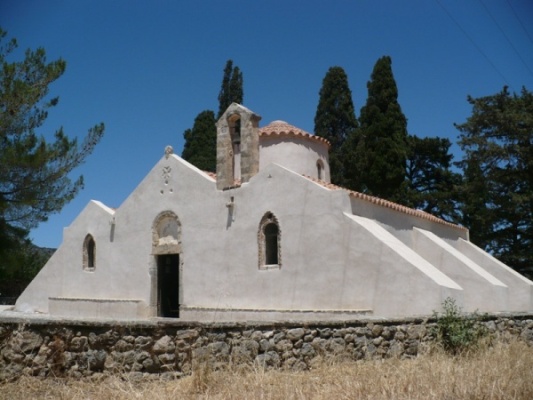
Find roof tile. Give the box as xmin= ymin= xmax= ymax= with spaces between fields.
xmin=259 ymin=120 xmax=331 ymax=148
xmin=304 ymin=175 xmax=466 ymax=231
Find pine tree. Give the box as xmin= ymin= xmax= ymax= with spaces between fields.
xmin=456 ymin=86 xmax=533 ymax=278
xmin=355 ymin=56 xmax=408 ymax=200
xmin=314 ymin=66 xmax=358 ymax=185
xmin=217 ymin=60 xmax=243 ymax=119
xmin=0 ymin=28 xmax=104 ymax=290
xmin=0 ymin=29 xmax=104 ymax=251
xmin=181 ymin=110 xmax=217 ymax=172
xmin=404 ymin=135 xmax=461 ymax=223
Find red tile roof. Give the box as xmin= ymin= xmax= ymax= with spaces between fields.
xmin=303 ymin=175 xmax=467 ymax=231
xmin=202 ymin=127 xmax=463 ymax=231
xmin=259 ymin=120 xmax=331 ymax=148
xmin=203 ymin=171 xmax=241 ymax=188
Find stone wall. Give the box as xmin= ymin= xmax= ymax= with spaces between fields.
xmin=1 ymin=314 xmax=532 ymax=381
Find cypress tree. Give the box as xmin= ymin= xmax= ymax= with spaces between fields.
xmin=217 ymin=60 xmax=243 ymax=119
xmin=355 ymin=56 xmax=409 ymax=201
xmin=229 ymin=66 xmax=243 ymax=106
xmin=182 ymin=60 xmax=244 ymax=171
xmin=181 ymin=110 xmax=217 ymax=172
xmin=314 ymin=66 xmax=358 ymax=185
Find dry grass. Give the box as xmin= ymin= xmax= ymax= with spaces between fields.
xmin=2 ymin=340 xmax=532 ymax=400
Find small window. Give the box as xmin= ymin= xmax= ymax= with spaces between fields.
xmin=317 ymin=159 xmax=324 ymax=180
xmin=264 ymin=223 xmax=279 ymax=265
xmin=258 ymin=212 xmax=281 ymax=270
xmin=83 ymin=234 xmax=96 ymax=271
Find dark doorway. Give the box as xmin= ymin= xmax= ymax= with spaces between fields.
xmin=157 ymin=254 xmax=180 ymax=317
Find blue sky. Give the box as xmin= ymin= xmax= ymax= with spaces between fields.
xmin=2 ymin=0 xmax=532 ymax=249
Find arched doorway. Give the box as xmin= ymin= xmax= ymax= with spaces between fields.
xmin=152 ymin=211 xmax=182 ymax=317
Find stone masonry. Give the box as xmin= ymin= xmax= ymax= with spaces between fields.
xmin=1 ymin=314 xmax=533 ymax=381
xmin=216 ymin=103 xmax=261 ymax=189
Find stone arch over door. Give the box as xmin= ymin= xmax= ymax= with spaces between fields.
xmin=151 ymin=211 xmax=182 ymax=317
xmin=152 ymin=210 xmax=182 ymax=255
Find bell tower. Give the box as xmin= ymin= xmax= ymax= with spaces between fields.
xmin=216 ymin=103 xmax=261 ymax=190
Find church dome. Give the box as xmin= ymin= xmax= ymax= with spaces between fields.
xmin=259 ymin=120 xmax=330 ymax=182
xmin=259 ymin=121 xmax=330 ymax=148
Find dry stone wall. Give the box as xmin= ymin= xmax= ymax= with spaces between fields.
xmin=1 ymin=314 xmax=533 ymax=381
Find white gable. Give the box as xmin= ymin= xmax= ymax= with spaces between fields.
xmin=11 ymin=104 xmax=533 ymax=321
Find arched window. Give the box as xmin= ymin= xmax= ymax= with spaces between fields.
xmin=83 ymin=234 xmax=96 ymax=271
xmin=258 ymin=212 xmax=281 ymax=270
xmin=316 ymin=159 xmax=324 ymax=180
xmin=264 ymin=223 xmax=279 ymax=265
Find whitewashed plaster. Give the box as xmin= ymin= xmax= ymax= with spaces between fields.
xmin=259 ymin=135 xmax=330 ymax=182
xmin=13 ymin=104 xmax=533 ymax=321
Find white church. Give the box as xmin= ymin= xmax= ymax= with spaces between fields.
xmin=14 ymin=103 xmax=533 ymax=321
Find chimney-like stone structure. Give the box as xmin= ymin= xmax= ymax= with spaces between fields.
xmin=216 ymin=103 xmax=262 ymax=190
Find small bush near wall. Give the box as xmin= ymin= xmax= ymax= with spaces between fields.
xmin=432 ymin=298 xmax=489 ymax=355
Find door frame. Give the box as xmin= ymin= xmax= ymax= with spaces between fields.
xmin=156 ymin=253 xmax=180 ymax=318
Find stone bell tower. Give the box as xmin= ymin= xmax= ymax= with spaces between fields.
xmin=215 ymin=103 xmax=262 ymax=190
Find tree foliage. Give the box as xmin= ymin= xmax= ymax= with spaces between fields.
xmin=183 ymin=60 xmax=243 ymax=172
xmin=317 ymin=58 xmax=457 ymax=222
xmin=217 ymin=59 xmax=243 ymax=119
xmin=0 ymin=28 xmax=104 ymax=253
xmin=314 ymin=66 xmax=358 ymax=185
xmin=456 ymin=86 xmax=533 ymax=278
xmin=352 ymin=56 xmax=408 ymax=200
xmin=181 ymin=110 xmax=217 ymax=172
xmin=404 ymin=135 xmax=462 ymax=223
xmin=0 ymin=239 xmax=52 ymax=302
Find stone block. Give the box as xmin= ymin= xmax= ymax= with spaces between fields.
xmin=153 ymin=336 xmax=175 ymax=354
xmin=287 ymin=328 xmax=305 ymax=341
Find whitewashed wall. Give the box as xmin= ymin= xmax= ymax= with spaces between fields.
xmin=15 ymin=155 xmax=533 ymax=320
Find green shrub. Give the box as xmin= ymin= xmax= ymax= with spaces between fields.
xmin=432 ymin=297 xmax=488 ymax=355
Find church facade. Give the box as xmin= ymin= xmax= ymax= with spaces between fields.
xmin=15 ymin=103 xmax=533 ymax=321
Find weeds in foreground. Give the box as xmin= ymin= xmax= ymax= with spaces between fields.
xmin=432 ymin=297 xmax=489 ymax=355
xmin=1 ymin=340 xmax=532 ymax=400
